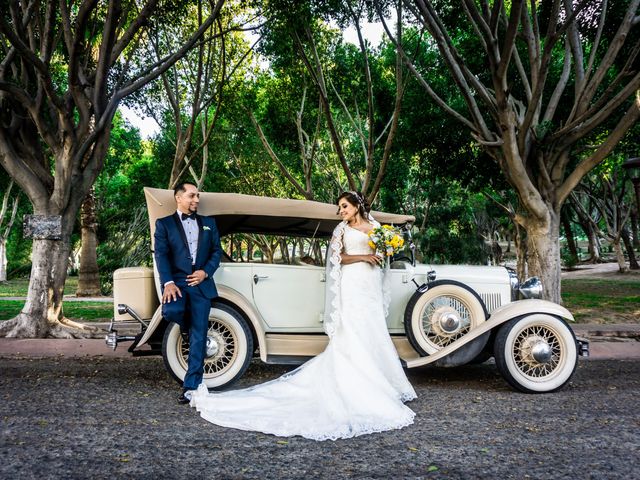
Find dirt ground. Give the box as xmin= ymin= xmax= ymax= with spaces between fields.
xmin=561 ymin=262 xmax=640 ymax=324
xmin=561 ymin=261 xmax=640 ymax=280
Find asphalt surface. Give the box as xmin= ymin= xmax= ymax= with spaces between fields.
xmin=1 ymin=355 xmax=639 ymax=479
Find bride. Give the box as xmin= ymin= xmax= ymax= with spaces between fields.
xmin=189 ymin=191 xmax=416 ymax=441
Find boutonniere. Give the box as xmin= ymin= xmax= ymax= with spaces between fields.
xmin=202 ymin=226 xmax=211 ymax=231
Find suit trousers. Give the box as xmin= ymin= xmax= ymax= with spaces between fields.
xmin=162 ymin=284 xmax=212 ymax=390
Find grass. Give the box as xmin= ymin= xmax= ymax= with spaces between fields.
xmin=0 ymin=276 xmax=112 ymax=322
xmin=0 ymin=277 xmax=80 ymax=297
xmin=0 ymin=300 xmax=113 ymax=322
xmin=562 ymin=278 xmax=640 ymax=324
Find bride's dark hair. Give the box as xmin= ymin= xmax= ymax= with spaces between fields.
xmin=337 ymin=191 xmax=370 ymax=218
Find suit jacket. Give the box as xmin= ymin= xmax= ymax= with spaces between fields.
xmin=154 ymin=212 xmax=223 ymax=299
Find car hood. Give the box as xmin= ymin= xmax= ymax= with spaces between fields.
xmin=413 ymin=264 xmax=510 ymax=284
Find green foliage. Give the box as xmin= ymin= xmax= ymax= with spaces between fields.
xmin=7 ymin=0 xmax=638 ymax=286
xmin=92 ymin=112 xmax=155 ymax=293
xmin=378 ymin=157 xmax=490 ymax=265
xmin=560 ymin=246 xmax=579 ymax=269
xmin=0 ymin=171 xmax=31 ymax=278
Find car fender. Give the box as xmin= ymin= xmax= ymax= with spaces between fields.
xmin=488 ymin=299 xmax=574 ymax=325
xmin=215 ymin=284 xmax=267 ymax=360
xmin=403 ymin=299 xmax=574 ymax=368
xmin=135 ymin=305 xmax=164 ymax=347
xmin=135 ymin=284 xmax=268 ymax=359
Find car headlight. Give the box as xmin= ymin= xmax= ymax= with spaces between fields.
xmin=519 ymin=277 xmax=542 ymax=299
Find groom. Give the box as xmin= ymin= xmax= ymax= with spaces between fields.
xmin=154 ymin=182 xmax=223 ymax=404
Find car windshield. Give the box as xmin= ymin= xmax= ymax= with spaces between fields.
xmin=221 ymin=232 xmax=327 ymax=267
xmin=218 ymin=220 xmax=414 ymax=269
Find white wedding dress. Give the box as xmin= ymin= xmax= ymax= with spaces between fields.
xmin=190 ymin=222 xmax=416 ymax=441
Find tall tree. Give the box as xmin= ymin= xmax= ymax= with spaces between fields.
xmin=258 ymin=0 xmax=406 ymax=204
xmin=380 ymin=0 xmax=640 ymax=301
xmin=0 ymin=0 xmax=226 ymax=338
xmin=134 ymin=0 xmax=254 ymax=189
xmin=573 ymin=170 xmax=634 ymax=272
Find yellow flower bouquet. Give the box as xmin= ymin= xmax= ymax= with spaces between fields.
xmin=368 ymin=224 xmax=405 ymax=266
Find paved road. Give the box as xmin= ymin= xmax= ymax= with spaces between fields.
xmin=1 ymin=356 xmax=639 ymax=479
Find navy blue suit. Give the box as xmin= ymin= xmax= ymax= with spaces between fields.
xmin=154 ymin=212 xmax=223 ymax=390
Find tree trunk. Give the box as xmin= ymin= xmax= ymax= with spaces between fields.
xmin=514 ymin=223 xmax=528 ymax=281
xmin=279 ymin=239 xmax=290 ymax=264
xmin=621 ymin=227 xmax=639 ymax=270
xmin=0 ymin=238 xmax=7 ymax=282
xmin=247 ymin=238 xmax=253 ymax=262
xmin=0 ymin=233 xmax=98 ymax=338
xmin=630 ymin=209 xmax=639 ymax=249
xmin=581 ymin=221 xmax=601 ymax=263
xmin=561 ymin=208 xmax=579 ymax=262
xmin=612 ymin=238 xmax=628 ymax=273
xmin=314 ymin=242 xmax=323 ymax=266
xmin=525 ymin=212 xmax=562 ymax=304
xmin=76 ymin=190 xmax=102 ymax=296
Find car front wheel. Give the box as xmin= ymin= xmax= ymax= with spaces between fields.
xmin=404 ymin=280 xmax=488 ymax=356
xmin=162 ymin=302 xmax=254 ymax=390
xmin=494 ymin=314 xmax=578 ymax=393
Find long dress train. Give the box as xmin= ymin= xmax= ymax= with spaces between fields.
xmin=189 ymin=224 xmax=416 ymax=441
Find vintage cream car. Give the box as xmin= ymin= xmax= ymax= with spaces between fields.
xmin=106 ymin=188 xmax=588 ymax=394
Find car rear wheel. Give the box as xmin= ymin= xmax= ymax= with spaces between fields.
xmin=162 ymin=302 xmax=253 ymax=390
xmin=494 ymin=314 xmax=578 ymax=393
xmin=404 ymin=280 xmax=488 ymax=356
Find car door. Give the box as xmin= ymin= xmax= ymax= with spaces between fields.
xmin=251 ymin=264 xmax=326 ymax=332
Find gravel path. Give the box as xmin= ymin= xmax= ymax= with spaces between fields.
xmin=1 ymin=357 xmax=639 ymax=479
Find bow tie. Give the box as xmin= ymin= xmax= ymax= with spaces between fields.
xmin=181 ymin=213 xmax=196 ymax=221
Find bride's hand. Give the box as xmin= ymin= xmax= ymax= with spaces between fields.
xmin=362 ymin=254 xmax=383 ymax=266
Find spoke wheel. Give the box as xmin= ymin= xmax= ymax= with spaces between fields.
xmin=494 ymin=314 xmax=578 ymax=393
xmin=162 ymin=302 xmax=253 ymax=390
xmin=404 ymin=280 xmax=488 ymax=356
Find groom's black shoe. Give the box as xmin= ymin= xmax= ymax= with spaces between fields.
xmin=177 ymin=388 xmax=193 ymax=405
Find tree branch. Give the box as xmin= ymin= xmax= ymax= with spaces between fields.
xmin=558 ymin=93 xmax=640 ymax=205
xmin=376 ymin=3 xmax=477 ymax=132
xmin=248 ymin=110 xmax=310 ymax=199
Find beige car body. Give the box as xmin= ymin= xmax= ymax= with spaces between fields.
xmin=112 ymin=187 xmax=575 ymax=370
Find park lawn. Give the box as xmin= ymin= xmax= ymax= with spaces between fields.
xmin=0 ymin=300 xmax=112 ymax=322
xmin=0 ymin=276 xmax=80 ymax=297
xmin=561 ymin=278 xmax=640 ymax=324
xmin=0 ymin=276 xmax=112 ymax=322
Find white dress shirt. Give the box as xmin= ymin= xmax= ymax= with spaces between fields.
xmin=179 ymin=210 xmax=199 ymax=265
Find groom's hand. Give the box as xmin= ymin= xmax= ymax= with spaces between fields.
xmin=162 ymin=283 xmax=182 ymax=304
xmin=187 ymin=269 xmax=207 ymax=287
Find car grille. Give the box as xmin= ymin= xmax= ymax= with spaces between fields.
xmin=480 ymin=293 xmax=502 ymax=313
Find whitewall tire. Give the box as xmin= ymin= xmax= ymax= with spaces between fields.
xmin=404 ymin=280 xmax=488 ymax=356
xmin=162 ymin=302 xmax=254 ymax=390
xmin=494 ymin=314 xmax=578 ymax=393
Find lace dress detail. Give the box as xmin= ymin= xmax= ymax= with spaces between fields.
xmin=190 ymin=224 xmax=417 ymax=441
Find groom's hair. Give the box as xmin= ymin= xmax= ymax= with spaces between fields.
xmin=174 ymin=181 xmax=197 ymax=197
